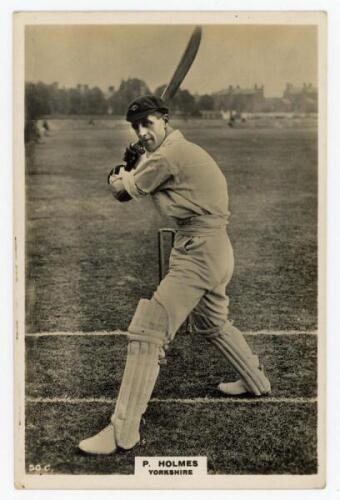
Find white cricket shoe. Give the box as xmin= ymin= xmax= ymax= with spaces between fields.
xmin=218 ymin=379 xmax=249 ymax=396
xmin=78 ymin=423 xmax=117 ymax=455
xmin=218 ymin=366 xmax=271 ymax=396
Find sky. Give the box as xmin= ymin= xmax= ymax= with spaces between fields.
xmin=25 ymin=24 xmax=318 ymax=98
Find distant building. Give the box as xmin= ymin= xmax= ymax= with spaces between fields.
xmin=212 ymin=84 xmax=265 ymax=113
xmin=200 ymin=110 xmax=223 ymax=119
xmin=260 ymin=97 xmax=287 ymax=113
xmin=283 ymin=83 xmax=317 ymax=112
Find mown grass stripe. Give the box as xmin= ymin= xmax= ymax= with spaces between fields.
xmin=26 ymin=396 xmax=317 ymax=404
xmin=25 ymin=330 xmax=317 ymax=338
xmin=26 ymin=331 xmax=125 ymax=338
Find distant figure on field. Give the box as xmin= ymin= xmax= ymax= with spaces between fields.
xmin=42 ymin=120 xmax=49 ymax=136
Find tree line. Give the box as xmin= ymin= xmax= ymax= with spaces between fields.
xmin=25 ymin=78 xmax=215 ymax=120
xmin=25 ymin=78 xmax=216 ymax=142
xmin=25 ymin=77 xmax=316 ymax=142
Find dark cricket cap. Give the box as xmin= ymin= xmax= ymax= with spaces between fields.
xmin=126 ymin=95 xmax=169 ymax=123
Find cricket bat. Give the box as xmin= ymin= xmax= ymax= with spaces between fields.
xmin=161 ymin=26 xmax=202 ymax=103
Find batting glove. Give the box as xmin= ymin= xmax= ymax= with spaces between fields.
xmin=107 ymin=164 xmax=125 ymax=184
xmin=123 ymin=142 xmax=145 ymax=171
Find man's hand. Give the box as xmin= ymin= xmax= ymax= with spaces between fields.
xmin=123 ymin=142 xmax=145 ymax=171
xmin=107 ymin=164 xmax=125 ymax=184
xmin=107 ymin=170 xmax=132 ymax=202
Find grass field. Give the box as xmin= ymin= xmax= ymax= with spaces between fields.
xmin=25 ymin=118 xmax=318 ymax=477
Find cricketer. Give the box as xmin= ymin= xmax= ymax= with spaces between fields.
xmin=78 ymin=95 xmax=271 ymax=454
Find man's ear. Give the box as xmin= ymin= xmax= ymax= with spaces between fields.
xmin=163 ymin=114 xmax=169 ymax=124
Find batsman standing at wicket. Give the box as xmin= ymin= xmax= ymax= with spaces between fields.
xmin=78 ymin=95 xmax=271 ymax=455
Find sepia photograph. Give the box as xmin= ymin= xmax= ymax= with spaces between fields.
xmin=14 ymin=11 xmax=326 ymax=489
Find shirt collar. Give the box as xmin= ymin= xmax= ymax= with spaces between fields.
xmin=145 ymin=130 xmax=183 ymax=158
xmin=161 ymin=129 xmax=183 ymax=148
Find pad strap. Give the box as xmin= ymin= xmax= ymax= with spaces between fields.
xmin=128 ymin=298 xmax=168 ymax=339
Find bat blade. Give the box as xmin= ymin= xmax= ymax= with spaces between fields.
xmin=161 ymin=26 xmax=202 ymax=102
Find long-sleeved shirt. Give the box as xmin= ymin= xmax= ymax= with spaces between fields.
xmin=121 ymin=129 xmax=230 ymax=225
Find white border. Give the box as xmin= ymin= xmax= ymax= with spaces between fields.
xmin=14 ymin=9 xmax=326 ymax=491
xmin=1 ymin=0 xmax=339 ymax=499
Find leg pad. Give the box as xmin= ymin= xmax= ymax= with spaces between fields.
xmin=206 ymin=322 xmax=271 ymax=396
xmin=112 ymin=299 xmax=168 ymax=449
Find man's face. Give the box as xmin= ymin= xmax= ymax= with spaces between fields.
xmin=132 ymin=113 xmax=167 ymax=152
